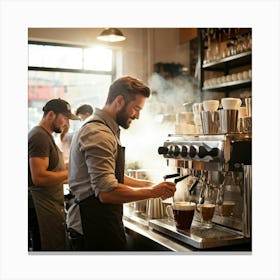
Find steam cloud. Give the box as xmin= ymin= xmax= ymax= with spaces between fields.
xmin=121 ymin=72 xmax=199 ymax=183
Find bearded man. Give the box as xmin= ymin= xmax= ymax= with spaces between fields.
xmin=67 ymin=76 xmax=176 ymax=251
xmin=28 ymin=98 xmax=79 ymax=251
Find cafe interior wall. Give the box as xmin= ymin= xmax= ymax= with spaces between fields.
xmin=28 ymin=28 xmax=190 ymax=83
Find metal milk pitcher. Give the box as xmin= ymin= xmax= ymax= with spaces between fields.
xmin=219 ymin=109 xmax=239 ymax=133
xmin=146 ymin=198 xmax=164 ymax=219
xmin=200 ymin=111 xmax=220 ymax=134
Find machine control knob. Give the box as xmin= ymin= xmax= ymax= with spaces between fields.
xmin=189 ymin=145 xmax=197 ymax=158
xmin=168 ymin=146 xmax=174 ymax=156
xmin=198 ymin=146 xmax=208 ymax=158
xmin=197 ymin=146 xmax=220 ymax=158
xmin=208 ymin=147 xmax=219 ymax=157
xmin=158 ymin=146 xmax=168 ymax=155
xmin=173 ymin=145 xmax=180 ymax=157
xmin=181 ymin=145 xmax=188 ymax=157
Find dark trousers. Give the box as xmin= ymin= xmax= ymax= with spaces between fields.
xmin=67 ymin=228 xmax=84 ymax=251
xmin=28 ymin=207 xmax=41 ymax=251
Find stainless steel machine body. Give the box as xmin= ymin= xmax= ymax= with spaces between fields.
xmin=151 ymin=133 xmax=252 ymax=249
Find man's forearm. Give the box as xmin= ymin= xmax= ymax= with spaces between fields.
xmin=124 ymin=175 xmax=153 ymax=188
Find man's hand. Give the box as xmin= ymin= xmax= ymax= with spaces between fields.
xmin=151 ymin=181 xmax=176 ymax=200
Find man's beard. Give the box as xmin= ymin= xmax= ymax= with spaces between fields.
xmin=53 ymin=125 xmax=62 ymax=133
xmin=52 ymin=116 xmax=62 ymax=133
xmin=116 ymin=104 xmax=133 ymax=129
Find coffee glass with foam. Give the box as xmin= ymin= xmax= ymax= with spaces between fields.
xmin=167 ymin=202 xmax=196 ymax=231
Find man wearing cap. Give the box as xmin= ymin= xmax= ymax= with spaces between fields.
xmin=28 ymin=98 xmax=79 ymax=251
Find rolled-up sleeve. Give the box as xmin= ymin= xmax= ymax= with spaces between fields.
xmin=79 ymin=124 xmax=118 ymax=196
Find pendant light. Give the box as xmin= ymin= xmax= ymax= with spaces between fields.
xmin=97 ymin=28 xmax=126 ymax=42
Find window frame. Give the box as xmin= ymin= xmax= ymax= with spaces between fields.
xmin=28 ymin=40 xmax=117 ymax=79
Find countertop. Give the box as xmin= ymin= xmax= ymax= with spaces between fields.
xmin=123 ymin=204 xmax=251 ymax=253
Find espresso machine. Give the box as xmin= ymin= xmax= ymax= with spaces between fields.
xmin=149 ymin=132 xmax=252 ymax=250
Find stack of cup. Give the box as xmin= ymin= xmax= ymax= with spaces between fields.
xmin=192 ymin=103 xmax=203 ymax=134
xmin=237 ymin=106 xmax=247 ymax=132
xmin=243 ymin=98 xmax=252 ymax=132
xmin=219 ymin=98 xmax=242 ymax=133
xmin=200 ymin=100 xmax=220 ymax=134
xmin=175 ymin=112 xmax=195 ymax=134
xmin=245 ymin=97 xmax=252 ymax=117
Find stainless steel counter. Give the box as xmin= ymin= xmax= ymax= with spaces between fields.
xmin=123 ymin=204 xmax=251 ymax=252
xmin=123 ymin=212 xmax=193 ymax=252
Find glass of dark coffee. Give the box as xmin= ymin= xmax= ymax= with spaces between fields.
xmin=171 ymin=202 xmax=196 ymax=231
xmin=199 ymin=203 xmax=216 ymax=228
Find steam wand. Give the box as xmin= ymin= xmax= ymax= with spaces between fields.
xmin=174 ymin=174 xmax=190 ymax=184
xmin=163 ymin=172 xmax=179 ymax=203
xmin=163 ymin=173 xmax=180 ymax=181
xmin=198 ymin=170 xmax=209 ymax=205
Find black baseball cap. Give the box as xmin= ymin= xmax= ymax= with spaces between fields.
xmin=42 ymin=98 xmax=80 ymax=120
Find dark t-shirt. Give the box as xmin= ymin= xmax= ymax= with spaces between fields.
xmin=28 ymin=126 xmax=59 ymax=186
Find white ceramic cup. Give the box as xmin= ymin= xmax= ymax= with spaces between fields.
xmin=231 ymin=73 xmax=237 ymax=81
xmin=221 ymin=98 xmax=242 ymax=110
xmin=226 ymin=75 xmax=232 ymax=82
xmin=237 ymin=72 xmax=243 ymax=80
xmin=221 ymin=76 xmax=227 ymax=83
xmin=216 ymin=77 xmax=222 ymax=84
xmin=211 ymin=78 xmax=217 ymax=85
xmin=202 ymin=100 xmax=219 ymax=112
xmin=242 ymin=70 xmax=249 ymax=80
xmin=248 ymin=69 xmax=252 ymax=78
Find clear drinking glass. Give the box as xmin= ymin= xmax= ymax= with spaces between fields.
xmin=198 ymin=184 xmax=216 ymax=229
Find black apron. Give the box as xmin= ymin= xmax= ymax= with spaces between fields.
xmin=77 ymin=120 xmax=126 ymax=251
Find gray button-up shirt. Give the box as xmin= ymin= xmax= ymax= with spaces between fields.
xmin=67 ymin=108 xmax=121 ymax=234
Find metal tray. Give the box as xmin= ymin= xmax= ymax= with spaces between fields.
xmin=148 ymin=218 xmax=249 ymax=249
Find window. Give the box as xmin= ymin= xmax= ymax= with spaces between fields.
xmin=84 ymin=46 xmax=112 ymax=71
xmin=28 ymin=41 xmax=117 ymax=131
xmin=28 ymin=44 xmax=83 ymax=69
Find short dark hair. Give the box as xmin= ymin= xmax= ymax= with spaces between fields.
xmin=75 ymin=104 xmax=93 ymax=116
xmin=105 ymin=76 xmax=150 ymax=105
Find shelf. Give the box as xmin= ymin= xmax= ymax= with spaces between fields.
xmin=203 ymin=79 xmax=251 ymax=92
xmin=198 ymin=28 xmax=252 ymax=96
xmin=203 ymin=51 xmax=252 ymax=71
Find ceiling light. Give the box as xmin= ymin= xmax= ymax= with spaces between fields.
xmin=97 ymin=28 xmax=126 ymax=42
